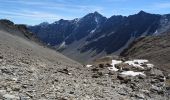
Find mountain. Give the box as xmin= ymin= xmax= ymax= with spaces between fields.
xmin=28 ymin=11 xmax=170 ymax=63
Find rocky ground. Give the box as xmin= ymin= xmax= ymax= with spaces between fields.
xmin=0 ymin=27 xmax=170 ymax=100
xmin=85 ymin=59 xmax=170 ymax=100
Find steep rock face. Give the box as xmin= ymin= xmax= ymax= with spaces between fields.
xmin=65 ymin=12 xmax=107 ymax=44
xmin=29 ymin=12 xmax=107 ymax=46
xmin=81 ymin=11 xmax=161 ymax=54
xmin=28 ymin=11 xmax=170 ymax=63
xmin=29 ymin=20 xmax=74 ymax=45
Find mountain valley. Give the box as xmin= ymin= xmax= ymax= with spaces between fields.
xmin=0 ymin=11 xmax=170 ymax=100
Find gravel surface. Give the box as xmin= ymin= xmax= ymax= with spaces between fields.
xmin=0 ymin=30 xmax=169 ymax=100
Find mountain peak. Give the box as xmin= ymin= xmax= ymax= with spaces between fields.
xmin=94 ymin=11 xmax=100 ymax=15
xmin=82 ymin=11 xmax=106 ymax=21
xmin=138 ymin=10 xmax=148 ymax=15
xmin=85 ymin=11 xmax=103 ymax=17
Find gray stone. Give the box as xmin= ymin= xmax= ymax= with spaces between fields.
xmin=115 ymin=63 xmax=131 ymax=71
xmin=0 ymin=94 xmax=3 ymax=99
xmin=135 ymin=93 xmax=145 ymax=99
xmin=117 ymin=74 xmax=132 ymax=83
xmin=11 ymin=85 xmax=20 ymax=91
xmin=0 ymin=55 xmax=3 ymax=59
xmin=1 ymin=68 xmax=13 ymax=75
xmin=150 ymin=85 xmax=164 ymax=94
xmin=150 ymin=69 xmax=164 ymax=77
xmin=167 ymin=74 xmax=170 ymax=79
xmin=0 ymin=90 xmax=6 ymax=95
xmin=118 ymin=91 xmax=127 ymax=95
xmin=3 ymin=94 xmax=20 ymax=100
xmin=19 ymin=96 xmax=30 ymax=100
xmin=151 ymin=79 xmax=160 ymax=84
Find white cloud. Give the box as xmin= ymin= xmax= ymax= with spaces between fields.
xmin=154 ymin=2 xmax=170 ymax=9
xmin=43 ymin=4 xmax=103 ymax=13
xmin=0 ymin=0 xmax=103 ymax=13
xmin=0 ymin=0 xmax=105 ymax=22
xmin=0 ymin=10 xmax=69 ymax=20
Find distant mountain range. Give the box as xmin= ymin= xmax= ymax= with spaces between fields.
xmin=28 ymin=11 xmax=170 ymax=63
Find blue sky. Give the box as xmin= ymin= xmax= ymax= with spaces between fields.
xmin=0 ymin=0 xmax=170 ymax=25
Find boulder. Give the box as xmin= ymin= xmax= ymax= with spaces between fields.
xmin=20 ymin=96 xmax=30 ymax=100
xmin=151 ymin=79 xmax=160 ymax=84
xmin=115 ymin=63 xmax=131 ymax=71
xmin=92 ymin=72 xmax=103 ymax=78
xmin=166 ymin=74 xmax=170 ymax=79
xmin=0 ymin=55 xmax=3 ymax=59
xmin=11 ymin=85 xmax=20 ymax=91
xmin=150 ymin=85 xmax=164 ymax=94
xmin=165 ymin=79 xmax=170 ymax=88
xmin=150 ymin=69 xmax=164 ymax=77
xmin=117 ymin=74 xmax=131 ymax=84
xmin=154 ymin=75 xmax=165 ymax=82
xmin=135 ymin=93 xmax=145 ymax=99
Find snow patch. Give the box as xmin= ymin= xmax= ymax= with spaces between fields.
xmin=90 ymin=28 xmax=96 ymax=34
xmin=108 ymin=60 xmax=122 ymax=71
xmin=74 ymin=18 xmax=80 ymax=24
xmin=120 ymin=71 xmax=145 ymax=77
xmin=164 ymin=18 xmax=168 ymax=23
xmin=54 ymin=21 xmax=59 ymax=24
xmin=86 ymin=65 xmax=92 ymax=68
xmin=146 ymin=64 xmax=154 ymax=68
xmin=59 ymin=41 xmax=66 ymax=49
xmin=133 ymin=59 xmax=148 ymax=64
xmin=47 ymin=43 xmax=51 ymax=46
xmin=154 ymin=30 xmax=160 ymax=35
xmin=95 ymin=17 xmax=98 ymax=24
xmin=154 ymin=30 xmax=158 ymax=34
xmin=12 ymin=78 xmax=18 ymax=81
xmin=125 ymin=59 xmax=149 ymax=69
xmin=61 ymin=41 xmax=66 ymax=47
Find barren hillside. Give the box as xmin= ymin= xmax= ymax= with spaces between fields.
xmin=121 ymin=33 xmax=170 ymax=73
